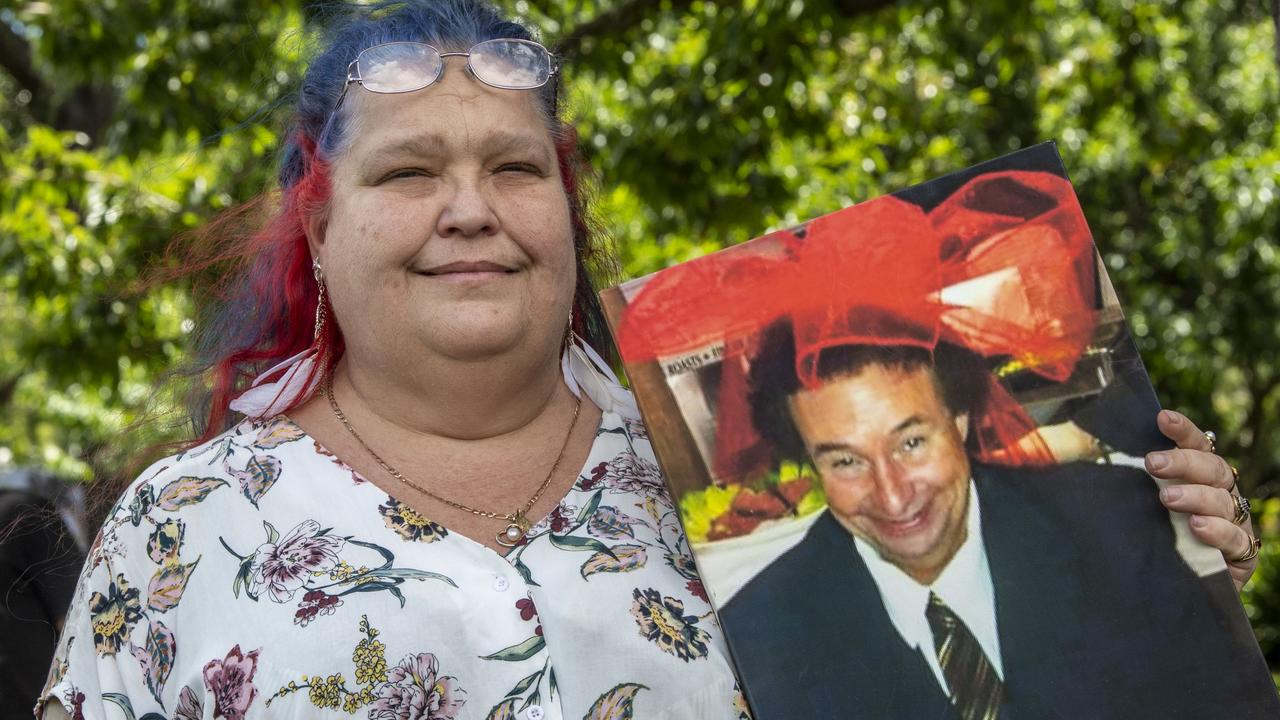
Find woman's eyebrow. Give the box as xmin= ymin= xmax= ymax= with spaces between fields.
xmin=360 ymin=131 xmax=550 ymax=169
xmin=361 ymin=135 xmax=447 ymax=169
xmin=481 ymin=130 xmax=553 ymax=161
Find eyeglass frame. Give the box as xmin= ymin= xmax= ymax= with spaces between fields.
xmin=332 ymin=39 xmax=561 ymax=113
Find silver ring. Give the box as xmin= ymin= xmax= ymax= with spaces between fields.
xmin=1231 ymin=537 xmax=1262 ymax=564
xmin=1203 ymin=430 xmax=1217 ymax=454
xmin=1232 ymin=495 xmax=1251 ymax=525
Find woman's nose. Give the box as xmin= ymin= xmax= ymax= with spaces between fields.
xmin=436 ymin=180 xmax=499 ymax=238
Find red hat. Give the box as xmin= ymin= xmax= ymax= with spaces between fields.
xmin=615 ymin=171 xmax=1098 ymax=484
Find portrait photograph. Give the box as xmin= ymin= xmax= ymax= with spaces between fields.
xmin=602 ymin=143 xmax=1278 ymax=718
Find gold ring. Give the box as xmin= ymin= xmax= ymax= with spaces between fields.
xmin=1231 ymin=537 xmax=1262 ymax=564
xmin=1229 ymin=464 xmax=1241 ymax=496
xmin=1204 ymin=430 xmax=1217 ymax=454
xmin=1231 ymin=495 xmax=1251 ymax=525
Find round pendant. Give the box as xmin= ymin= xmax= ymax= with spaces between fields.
xmin=496 ymin=523 xmax=525 ymax=547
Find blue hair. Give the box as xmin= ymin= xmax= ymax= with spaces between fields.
xmin=280 ymin=0 xmax=558 ymax=188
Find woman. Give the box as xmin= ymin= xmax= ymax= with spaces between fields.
xmin=38 ymin=1 xmax=1261 ymax=718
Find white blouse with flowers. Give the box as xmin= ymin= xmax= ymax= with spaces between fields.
xmin=40 ymin=412 xmax=750 ymax=720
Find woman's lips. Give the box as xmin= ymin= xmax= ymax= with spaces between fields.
xmin=417 ymin=261 xmax=516 ymax=282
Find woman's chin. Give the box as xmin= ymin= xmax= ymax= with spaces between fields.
xmin=414 ymin=319 xmax=542 ymax=362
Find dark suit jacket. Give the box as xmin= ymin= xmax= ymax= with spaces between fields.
xmin=719 ymin=462 xmax=1279 ymax=719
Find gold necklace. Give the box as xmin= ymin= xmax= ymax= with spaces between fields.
xmin=324 ymin=376 xmax=582 ymax=547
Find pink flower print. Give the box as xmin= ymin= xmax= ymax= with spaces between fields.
xmin=516 ymin=596 xmax=543 ymax=636
xmin=597 ymin=453 xmax=665 ymax=494
xmin=580 ymin=461 xmax=608 ymax=490
xmin=202 ymin=645 xmax=260 ymax=720
xmin=686 ymin=579 xmax=710 ymax=603
xmin=547 ymin=504 xmax=575 ymax=533
xmin=515 ymin=597 xmax=537 ymax=622
xmin=249 ymin=520 xmax=344 ymax=603
xmin=294 ymin=589 xmax=344 ymax=627
xmin=174 ymin=685 xmax=203 ymax=720
xmin=370 ymin=653 xmax=467 ymax=720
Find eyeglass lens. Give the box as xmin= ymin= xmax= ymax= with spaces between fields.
xmin=468 ymin=39 xmax=548 ymax=88
xmin=356 ymin=39 xmax=550 ymax=93
xmin=358 ymin=43 xmax=442 ymax=93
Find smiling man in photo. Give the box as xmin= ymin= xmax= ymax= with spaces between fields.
xmin=719 ymin=316 xmax=1273 ymax=720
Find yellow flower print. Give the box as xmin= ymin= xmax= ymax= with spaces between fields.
xmin=307 ymin=674 xmax=343 ymax=709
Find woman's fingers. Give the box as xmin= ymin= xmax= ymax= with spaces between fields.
xmin=1146 ymin=447 xmax=1236 ymax=491
xmin=1159 ymin=483 xmax=1238 ymax=521
xmin=1155 ymin=409 xmax=1215 ymax=452
xmin=1152 ymin=410 xmax=1257 ymax=590
xmin=1188 ymin=513 xmax=1258 ymax=590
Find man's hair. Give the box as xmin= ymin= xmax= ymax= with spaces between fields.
xmin=747 ymin=316 xmax=989 ymax=464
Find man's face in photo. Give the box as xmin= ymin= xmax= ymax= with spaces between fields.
xmin=788 ymin=362 xmax=972 ymax=584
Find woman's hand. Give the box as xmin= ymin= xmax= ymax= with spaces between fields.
xmin=1147 ymin=409 xmax=1259 ymax=590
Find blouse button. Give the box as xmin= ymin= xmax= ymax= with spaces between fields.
xmin=492 ymin=575 xmax=510 ymax=592
xmin=524 ymin=705 xmax=545 ymax=720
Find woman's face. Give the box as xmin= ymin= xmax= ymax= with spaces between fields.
xmin=313 ymin=58 xmax=575 ymax=369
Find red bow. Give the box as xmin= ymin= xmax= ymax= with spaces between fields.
xmin=615 ymin=171 xmax=1099 ymax=484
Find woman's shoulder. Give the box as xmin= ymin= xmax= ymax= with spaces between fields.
xmin=124 ymin=416 xmax=319 ymax=500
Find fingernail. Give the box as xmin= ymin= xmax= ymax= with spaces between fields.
xmin=1190 ymin=515 xmax=1207 ymax=528
xmin=1147 ymin=452 xmax=1169 ymax=471
xmin=1161 ymin=486 xmax=1182 ymax=502
xmin=1164 ymin=410 xmax=1182 ymax=425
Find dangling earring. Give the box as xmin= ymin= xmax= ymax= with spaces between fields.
xmin=313 ymin=259 xmax=327 ymax=343
xmin=560 ymin=306 xmax=640 ymax=420
xmin=228 ymin=258 xmax=328 ymax=419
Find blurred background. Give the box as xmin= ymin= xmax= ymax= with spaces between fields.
xmin=2 ymin=0 xmax=1278 ymax=686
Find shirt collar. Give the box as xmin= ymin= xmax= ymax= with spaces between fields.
xmin=852 ymin=480 xmax=1004 ymax=678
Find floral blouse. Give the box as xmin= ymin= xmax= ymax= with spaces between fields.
xmin=40 ymin=412 xmax=750 ymax=720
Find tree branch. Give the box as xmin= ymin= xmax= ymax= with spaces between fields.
xmin=1242 ymin=371 xmax=1279 ymax=495
xmin=1274 ymin=0 xmax=1280 ymax=75
xmin=556 ymin=0 xmax=898 ymax=58
xmin=556 ymin=0 xmax=696 ymax=58
xmin=0 ymin=17 xmax=116 ymax=144
xmin=0 ymin=18 xmax=46 ymax=110
xmin=831 ymin=0 xmax=899 ymax=14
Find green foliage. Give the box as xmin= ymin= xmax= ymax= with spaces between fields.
xmin=2 ymin=0 xmax=1279 ymax=674
xmin=1245 ymin=499 xmax=1280 ymax=674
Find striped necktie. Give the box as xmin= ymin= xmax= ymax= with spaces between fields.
xmin=925 ymin=591 xmax=1004 ymax=720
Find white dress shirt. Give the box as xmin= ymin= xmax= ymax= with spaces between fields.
xmin=853 ymin=480 xmax=1004 ymax=694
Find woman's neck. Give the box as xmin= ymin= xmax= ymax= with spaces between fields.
xmin=334 ymin=341 xmax=568 ymax=442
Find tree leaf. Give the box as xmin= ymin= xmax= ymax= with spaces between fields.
xmin=148 ymin=558 xmax=199 ymax=612
xmin=587 ymin=506 xmax=642 ymax=539
xmin=580 ymin=544 xmax=648 ymax=579
xmin=575 ymin=489 xmax=604 ymax=524
xmin=345 ymin=538 xmax=395 ymax=568
xmin=505 ymin=670 xmax=541 ymax=697
xmin=479 ymin=634 xmax=546 ymax=662
xmin=129 ymin=619 xmax=176 ymax=703
xmin=254 ymin=417 xmax=306 ymax=448
xmin=237 ymin=454 xmax=281 ymax=508
xmin=485 ymin=698 xmax=519 ymax=720
xmin=643 ymin=497 xmax=661 ymax=523
xmin=548 ymin=533 xmax=616 ymax=558
xmin=103 ymin=693 xmax=137 ymax=720
xmin=363 ymin=567 xmax=458 ymax=587
xmin=584 ymin=683 xmax=648 ymax=720
xmin=155 ymin=477 xmax=227 ymax=511
xmin=513 ymin=557 xmax=540 ymax=587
